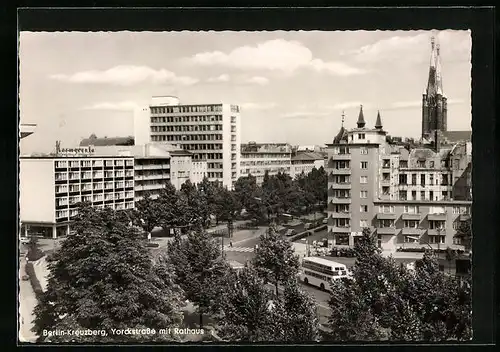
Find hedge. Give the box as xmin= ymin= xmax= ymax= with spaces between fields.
xmin=25 ymin=262 xmax=44 ymax=299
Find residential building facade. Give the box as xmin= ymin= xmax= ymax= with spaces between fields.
xmin=20 ymin=155 xmax=135 ymax=238
xmin=326 ymin=107 xmax=471 ymax=252
xmin=135 ymin=96 xmax=241 ymax=188
xmin=240 ymin=142 xmax=292 ymax=185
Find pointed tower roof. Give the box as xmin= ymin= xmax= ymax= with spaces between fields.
xmin=426 ymin=36 xmax=438 ymax=96
xmin=435 ymin=43 xmax=444 ymax=95
xmin=375 ymin=110 xmax=383 ymax=129
xmin=333 ymin=111 xmax=348 ymax=143
xmin=356 ymin=105 xmax=366 ymax=128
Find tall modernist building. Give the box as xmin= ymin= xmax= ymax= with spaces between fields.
xmin=240 ymin=142 xmax=292 ymax=185
xmin=326 ymin=106 xmax=471 ymax=252
xmin=134 ymin=96 xmax=241 ymax=189
xmin=20 ymin=150 xmax=135 ymax=238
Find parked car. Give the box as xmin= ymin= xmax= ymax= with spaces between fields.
xmin=285 ymin=229 xmax=297 ymax=237
xmin=304 ymin=223 xmax=313 ymax=230
xmin=322 ymin=218 xmax=329 ymax=224
xmin=20 ymin=238 xmax=30 ymax=245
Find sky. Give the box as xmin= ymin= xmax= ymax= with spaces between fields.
xmin=19 ymin=30 xmax=471 ymax=154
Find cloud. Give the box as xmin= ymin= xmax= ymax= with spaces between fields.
xmin=49 ymin=65 xmax=199 ymax=86
xmin=240 ymin=102 xmax=277 ymax=110
xmin=81 ymin=101 xmax=142 ymax=111
xmin=189 ymin=39 xmax=365 ymax=76
xmin=244 ymin=76 xmax=269 ymax=85
xmin=387 ymin=98 xmax=464 ymax=110
xmin=207 ymin=74 xmax=230 ymax=83
xmin=349 ymin=30 xmax=471 ymax=65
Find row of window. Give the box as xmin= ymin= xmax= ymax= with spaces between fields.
xmin=241 ymin=153 xmax=291 ymax=159
xmin=330 ymin=219 xmax=449 ymax=229
xmin=151 ymin=124 xmax=224 ymax=132
xmin=240 ymin=160 xmax=291 ymax=166
xmin=398 ymin=173 xmax=450 ymax=186
xmin=55 ymin=159 xmax=133 ymax=168
xmin=398 ymin=190 xmax=451 ymax=201
xmin=56 ymin=201 xmax=135 ymax=218
xmin=331 ymin=146 xmax=369 ymax=155
xmin=151 ymin=105 xmax=223 ymax=114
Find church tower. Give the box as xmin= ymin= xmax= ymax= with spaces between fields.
xmin=422 ymin=36 xmax=448 ymax=140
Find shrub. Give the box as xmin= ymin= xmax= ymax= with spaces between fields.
xmin=27 ymin=237 xmax=45 ymax=261
xmin=146 ymin=243 xmax=160 ymax=248
xmin=25 ymin=262 xmax=44 ymax=299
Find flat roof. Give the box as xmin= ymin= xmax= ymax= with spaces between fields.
xmin=20 ymin=155 xmax=134 ymax=159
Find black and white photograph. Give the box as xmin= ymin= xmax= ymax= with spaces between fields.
xmin=18 ymin=24 xmax=474 ymax=344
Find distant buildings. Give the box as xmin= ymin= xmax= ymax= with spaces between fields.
xmin=240 ymin=142 xmax=292 ymax=185
xmin=290 ymin=152 xmax=325 ymax=179
xmin=134 ymin=96 xmax=241 ymax=188
xmin=91 ymin=143 xmax=208 ymax=199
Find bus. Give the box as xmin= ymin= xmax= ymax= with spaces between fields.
xmin=299 ymin=257 xmax=349 ymax=291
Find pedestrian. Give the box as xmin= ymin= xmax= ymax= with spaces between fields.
xmin=229 ymin=241 xmax=233 ymax=248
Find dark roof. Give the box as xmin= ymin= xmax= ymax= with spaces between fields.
xmin=375 ymin=111 xmax=383 ymax=129
xmin=332 ymin=126 xmax=348 ymax=144
xmin=356 ymin=105 xmax=366 ymax=128
xmin=292 ymin=152 xmax=324 ymax=161
xmin=441 ymin=131 xmax=471 ymax=143
xmin=168 ymin=150 xmax=192 ymax=156
xmin=80 ymin=136 xmax=134 ymax=147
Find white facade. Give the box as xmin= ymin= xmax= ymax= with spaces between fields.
xmin=93 ymin=144 xmax=207 ymax=199
xmin=240 ymin=143 xmax=292 ymax=185
xmin=20 ymin=156 xmax=135 ymax=238
xmin=290 ymin=155 xmax=325 ymax=179
xmin=134 ymin=97 xmax=241 ymax=189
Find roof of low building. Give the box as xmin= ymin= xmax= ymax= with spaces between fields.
xmin=80 ymin=136 xmax=134 ymax=146
xmin=168 ymin=150 xmax=193 ymax=156
xmin=292 ymin=152 xmax=325 ymax=161
xmin=441 ymin=130 xmax=472 ymax=143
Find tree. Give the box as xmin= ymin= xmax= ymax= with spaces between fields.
xmin=273 ymin=279 xmax=320 ymax=342
xmin=27 ymin=235 xmax=45 ymax=261
xmin=327 ymin=228 xmax=472 ymax=342
xmin=233 ymin=175 xmax=264 ymax=222
xmin=131 ymin=192 xmax=162 ymax=238
xmin=197 ymin=176 xmax=218 ymax=226
xmin=252 ymin=226 xmax=300 ymax=296
xmin=32 ymin=204 xmax=184 ymax=342
xmin=214 ymin=187 xmax=241 ymax=238
xmin=456 ymin=218 xmax=472 ymax=252
xmin=166 ymin=227 xmax=231 ymax=328
xmin=181 ymin=179 xmax=208 ymax=229
xmin=216 ymin=264 xmax=277 ymax=342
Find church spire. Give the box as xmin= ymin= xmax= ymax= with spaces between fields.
xmin=426 ymin=35 xmax=438 ymax=96
xmin=356 ymin=105 xmax=366 ymax=128
xmin=375 ymin=110 xmax=383 ymax=129
xmin=435 ymin=42 xmax=444 ymax=95
xmin=341 ymin=111 xmax=345 ymax=127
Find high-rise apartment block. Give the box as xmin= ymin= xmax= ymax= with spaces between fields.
xmin=20 ymin=152 xmax=135 ymax=238
xmin=239 ymin=142 xmax=292 ymax=185
xmin=134 ymin=96 xmax=241 ymax=188
xmin=326 ymin=107 xmax=471 ymax=252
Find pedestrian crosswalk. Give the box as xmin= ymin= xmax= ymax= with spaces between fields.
xmin=223 ymin=246 xmax=254 ymax=253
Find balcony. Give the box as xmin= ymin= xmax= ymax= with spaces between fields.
xmin=329 ymin=212 xmax=351 ymax=219
xmin=328 ymin=183 xmax=351 ymax=191
xmin=330 ymin=169 xmax=351 ymax=175
xmin=402 ymin=213 xmax=421 ymax=221
xmin=328 ymin=198 xmax=351 ymax=207
xmin=331 ymin=154 xmax=351 ymax=160
xmin=401 ymin=228 xmax=423 ymax=236
xmin=376 ymin=213 xmax=397 ymax=220
xmin=427 ymin=229 xmax=446 ymax=236
xmin=330 ymin=226 xmax=351 ymax=234
xmin=428 ymin=213 xmax=447 ymax=221
xmin=377 ymin=227 xmax=397 ymax=235
xmin=381 ymin=178 xmax=391 ymax=185
xmin=460 ymin=213 xmax=471 ymax=221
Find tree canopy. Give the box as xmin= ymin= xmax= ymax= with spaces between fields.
xmin=328 ymin=228 xmax=472 ymax=342
xmin=33 ymin=204 xmax=184 ymax=342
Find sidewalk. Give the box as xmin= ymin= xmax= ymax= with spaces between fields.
xmin=19 ymin=259 xmax=38 ymax=343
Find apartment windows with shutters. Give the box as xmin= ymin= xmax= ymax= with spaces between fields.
xmin=360 ymin=191 xmax=368 ymax=199
xmin=360 ymin=176 xmax=368 ymax=184
xmin=360 ymin=161 xmax=368 ymax=169
xmin=360 ymin=205 xmax=368 ymax=213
